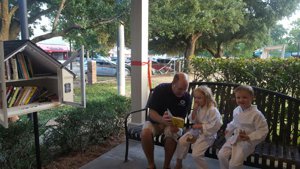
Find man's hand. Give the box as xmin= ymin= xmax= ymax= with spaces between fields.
xmin=162 ymin=111 xmax=172 ymax=126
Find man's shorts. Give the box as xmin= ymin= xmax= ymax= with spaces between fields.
xmin=142 ymin=121 xmax=180 ymax=141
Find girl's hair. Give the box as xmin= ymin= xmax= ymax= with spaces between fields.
xmin=194 ymin=85 xmax=217 ymax=107
xmin=234 ymin=85 xmax=254 ymax=97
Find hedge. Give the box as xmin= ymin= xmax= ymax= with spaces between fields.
xmin=191 ymin=57 xmax=300 ymax=99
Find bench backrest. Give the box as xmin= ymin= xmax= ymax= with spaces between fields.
xmin=188 ymin=82 xmax=300 ymax=148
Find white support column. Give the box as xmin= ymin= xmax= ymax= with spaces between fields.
xmin=117 ymin=23 xmax=126 ymax=96
xmin=130 ymin=0 xmax=149 ymax=124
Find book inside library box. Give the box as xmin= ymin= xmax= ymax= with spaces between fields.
xmin=0 ymin=40 xmax=78 ymax=128
xmin=3 ymin=40 xmax=68 ymax=78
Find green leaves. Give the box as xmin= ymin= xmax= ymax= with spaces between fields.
xmin=0 ymin=83 xmax=131 ymax=168
xmin=149 ymin=0 xmax=300 ymax=59
xmin=191 ymin=57 xmax=300 ymax=98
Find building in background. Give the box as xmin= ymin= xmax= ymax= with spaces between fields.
xmin=37 ymin=43 xmax=70 ymax=61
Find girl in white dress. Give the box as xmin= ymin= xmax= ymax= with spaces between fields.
xmin=175 ymin=85 xmax=222 ymax=169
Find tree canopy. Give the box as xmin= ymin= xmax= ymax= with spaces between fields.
xmin=0 ymin=0 xmax=129 ymax=54
xmin=148 ymin=0 xmax=300 ymax=63
xmin=290 ymin=19 xmax=300 ymax=44
xmin=149 ymin=0 xmax=245 ymax=71
xmin=1 ymin=0 xmax=300 ymax=60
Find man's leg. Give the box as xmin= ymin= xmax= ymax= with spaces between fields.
xmin=163 ymin=137 xmax=177 ymax=169
xmin=141 ymin=129 xmax=155 ymax=169
xmin=142 ymin=121 xmax=160 ymax=169
xmin=141 ymin=128 xmax=155 ymax=169
xmin=174 ymin=159 xmax=183 ymax=169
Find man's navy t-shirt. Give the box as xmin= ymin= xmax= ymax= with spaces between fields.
xmin=148 ymin=83 xmax=191 ymax=123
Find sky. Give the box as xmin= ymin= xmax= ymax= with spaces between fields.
xmin=32 ymin=16 xmax=68 ymax=45
xmin=277 ymin=9 xmax=300 ymax=31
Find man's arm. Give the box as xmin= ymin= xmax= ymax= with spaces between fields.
xmin=149 ymin=109 xmax=170 ymax=126
xmin=149 ymin=109 xmax=180 ymax=134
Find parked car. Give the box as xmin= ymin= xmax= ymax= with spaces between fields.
xmin=110 ymin=56 xmax=131 ymax=64
xmin=70 ymin=59 xmax=130 ymax=76
xmin=95 ymin=60 xmax=130 ymax=76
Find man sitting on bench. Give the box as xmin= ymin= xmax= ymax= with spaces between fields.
xmin=140 ymin=72 xmax=191 ymax=169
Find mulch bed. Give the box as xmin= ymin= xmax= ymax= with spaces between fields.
xmin=42 ymin=134 xmax=125 ymax=169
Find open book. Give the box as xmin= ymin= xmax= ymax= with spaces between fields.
xmin=171 ymin=116 xmax=185 ymax=128
xmin=167 ymin=109 xmax=185 ymax=128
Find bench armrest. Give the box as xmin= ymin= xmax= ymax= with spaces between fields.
xmin=124 ymin=108 xmax=148 ymax=136
xmin=125 ymin=108 xmax=148 ymax=122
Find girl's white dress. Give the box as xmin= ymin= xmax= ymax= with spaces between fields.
xmin=176 ymin=106 xmax=222 ymax=169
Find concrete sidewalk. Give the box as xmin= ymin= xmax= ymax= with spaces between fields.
xmin=80 ymin=140 xmax=259 ymax=169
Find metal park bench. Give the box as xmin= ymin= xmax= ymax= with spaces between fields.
xmin=125 ymin=82 xmax=300 ymax=169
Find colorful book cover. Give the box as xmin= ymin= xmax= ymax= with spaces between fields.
xmin=16 ymin=87 xmax=30 ymax=106
xmin=6 ymin=86 xmax=14 ymax=101
xmin=8 ymin=87 xmax=20 ymax=108
xmin=28 ymin=87 xmax=40 ymax=103
xmin=18 ymin=53 xmax=29 ymax=80
xmin=11 ymin=58 xmax=19 ymax=80
xmin=20 ymin=53 xmax=30 ymax=79
xmin=24 ymin=55 xmax=34 ymax=77
xmin=24 ymin=86 xmax=37 ymax=105
xmin=15 ymin=55 xmax=24 ymax=79
xmin=20 ymin=87 xmax=32 ymax=105
xmin=13 ymin=87 xmax=24 ymax=106
xmin=5 ymin=60 xmax=11 ymax=80
xmin=7 ymin=87 xmax=16 ymax=106
xmin=167 ymin=109 xmax=185 ymax=128
xmin=171 ymin=117 xmax=185 ymax=128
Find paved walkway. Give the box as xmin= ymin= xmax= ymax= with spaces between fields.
xmin=80 ymin=140 xmax=259 ymax=169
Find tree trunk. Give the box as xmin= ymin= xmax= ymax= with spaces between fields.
xmin=0 ymin=0 xmax=14 ymax=40
xmin=9 ymin=21 xmax=20 ymax=40
xmin=183 ymin=33 xmax=202 ymax=73
xmin=214 ymin=42 xmax=223 ymax=58
xmin=202 ymin=42 xmax=224 ymax=58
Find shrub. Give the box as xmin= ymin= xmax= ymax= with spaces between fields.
xmin=0 ymin=121 xmax=36 ymax=169
xmin=0 ymin=83 xmax=131 ymax=169
xmin=191 ymin=57 xmax=300 ymax=99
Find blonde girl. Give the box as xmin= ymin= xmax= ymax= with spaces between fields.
xmin=175 ymin=85 xmax=222 ymax=169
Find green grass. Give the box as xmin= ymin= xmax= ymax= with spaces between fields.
xmin=38 ymin=82 xmax=124 ymax=125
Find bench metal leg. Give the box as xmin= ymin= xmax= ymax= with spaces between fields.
xmin=124 ymin=134 xmax=129 ymax=162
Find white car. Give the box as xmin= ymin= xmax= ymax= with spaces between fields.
xmin=95 ymin=60 xmax=130 ymax=76
xmin=68 ymin=59 xmax=130 ymax=77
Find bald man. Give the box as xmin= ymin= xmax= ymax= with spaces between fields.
xmin=141 ymin=72 xmax=191 ymax=169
